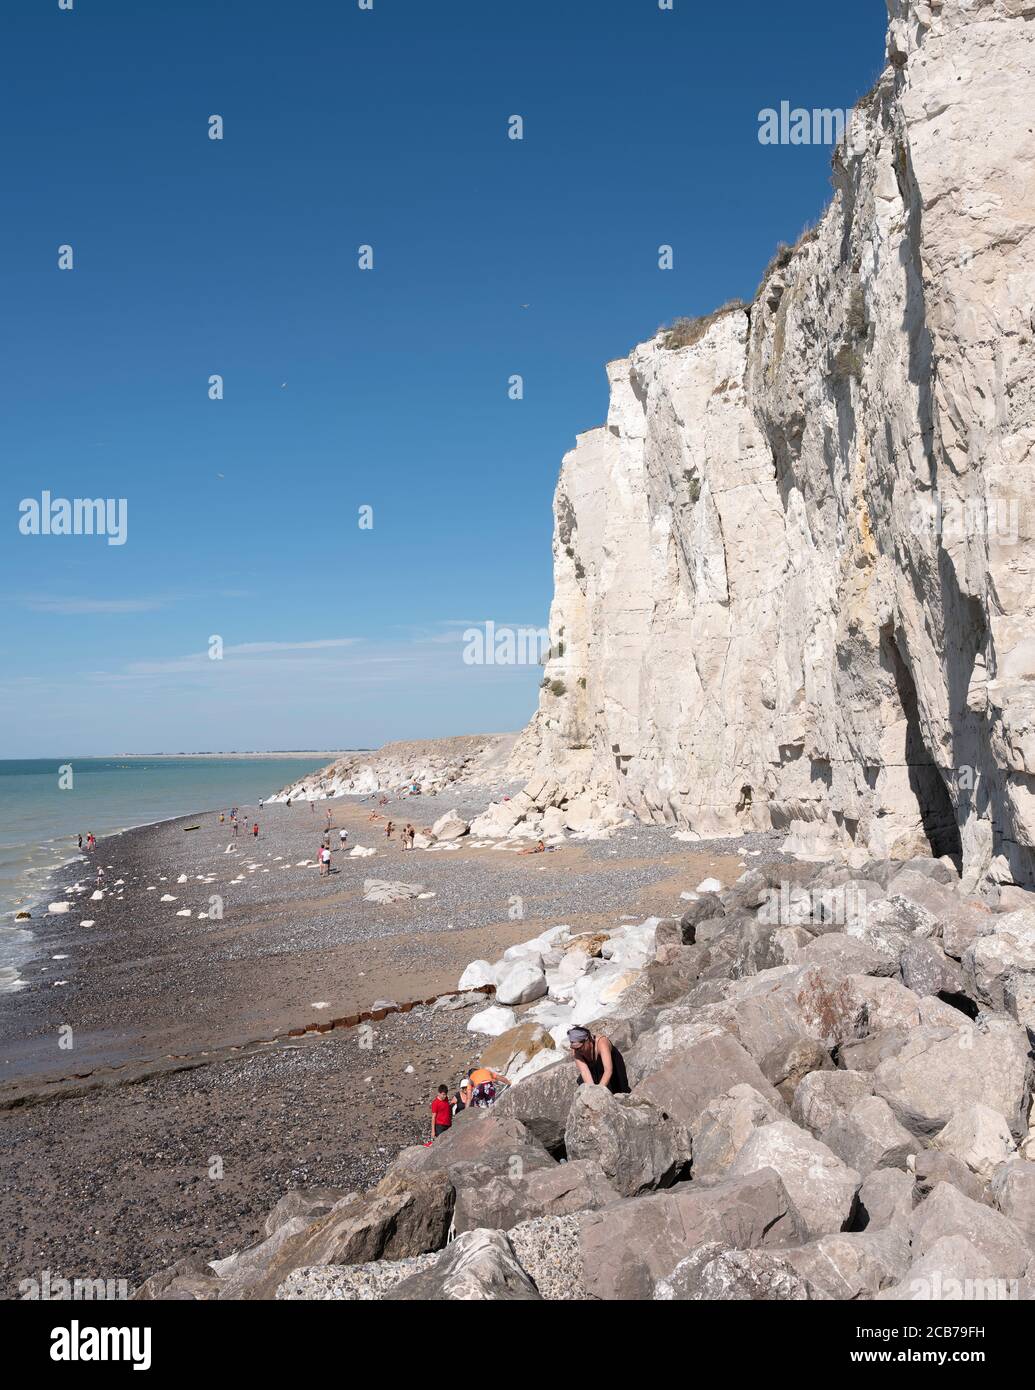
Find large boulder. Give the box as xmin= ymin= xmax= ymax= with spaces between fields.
xmin=698 ymin=964 xmax=936 ymax=1066
xmin=989 ymin=1160 xmax=1035 ymax=1241
xmin=225 ymin=1170 xmax=454 ymax=1299
xmin=564 ymin=1085 xmax=691 ymax=1197
xmin=392 ymin=1108 xmax=555 ymax=1183
xmin=384 ymin=1229 xmax=541 ymax=1301
xmin=873 ymin=1015 xmax=1033 ymax=1138
xmin=909 ymin=1182 xmax=1031 ymax=1281
xmin=876 ymin=1234 xmax=1025 ymax=1302
xmin=431 ymin=809 xmax=469 ymax=841
xmin=912 ymin=1150 xmax=988 ymax=1206
xmin=885 ymin=871 xmax=994 ymax=961
xmin=792 ymin=1069 xmax=874 ymax=1135
xmin=132 ymin=1259 xmax=221 ymax=1301
xmin=579 ymin=1167 xmax=808 ymax=1301
xmin=493 ymin=1060 xmax=578 ymax=1155
xmin=478 ymin=1022 xmax=554 ymax=1078
xmin=691 ymin=1084 xmax=783 ymax=1184
xmin=931 ymin=1103 xmax=1016 ymax=1179
xmin=494 ymin=958 xmax=548 ymax=1006
xmin=262 ymin=1188 xmax=351 ymax=1238
xmin=452 ymin=1158 xmax=618 ymax=1233
xmin=783 ymin=1229 xmax=910 ymax=1300
xmin=856 ymin=1167 xmax=915 ymax=1231
xmin=761 ymin=1036 xmax=834 ymax=1104
xmin=899 ymin=938 xmax=966 ymax=998
xmin=678 ymin=892 xmax=725 ymax=943
xmin=655 ymin=1243 xmax=813 ymax=1301
xmin=506 ymin=1213 xmax=586 ymax=1300
xmin=962 ymin=909 xmax=1035 ymax=1011
xmin=632 ymin=1023 xmax=784 ymax=1130
xmin=728 ymin=1120 xmax=861 ymax=1239
xmin=457 ymin=959 xmax=495 ymax=991
xmin=467 ymin=1003 xmax=518 ymax=1036
xmin=275 ymin=1254 xmax=439 ymax=1300
xmin=821 ymin=1096 xmax=921 ymax=1176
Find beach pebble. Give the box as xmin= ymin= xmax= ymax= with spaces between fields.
xmin=160 ymin=894 xmax=177 ymax=902
xmin=176 ymin=909 xmax=192 ymax=917
xmin=48 ymin=901 xmax=71 ymax=914
xmin=696 ymin=877 xmax=723 ymax=893
xmin=79 ymin=920 xmax=95 ymax=928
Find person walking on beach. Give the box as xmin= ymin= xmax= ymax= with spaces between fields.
xmin=87 ymin=833 xmax=95 ymax=850
xmin=339 ymin=827 xmax=349 ymax=852
xmin=385 ymin=820 xmax=394 ymax=839
xmin=232 ymin=817 xmax=238 ymax=837
xmin=431 ymin=1085 xmax=452 ymax=1139
xmin=319 ymin=845 xmax=331 ymax=876
xmin=77 ymin=833 xmax=83 ymax=850
xmin=252 ymin=822 xmax=259 ymax=839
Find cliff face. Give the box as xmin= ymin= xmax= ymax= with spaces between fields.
xmin=519 ymin=0 xmax=1035 ymax=887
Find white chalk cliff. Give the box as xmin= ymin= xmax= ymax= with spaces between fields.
xmin=515 ymin=0 xmax=1035 ymax=888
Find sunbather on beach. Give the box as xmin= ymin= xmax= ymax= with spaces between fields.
xmin=520 ymin=839 xmax=546 ymax=855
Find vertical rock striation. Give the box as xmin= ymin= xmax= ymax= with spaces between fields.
xmin=518 ymin=0 xmax=1035 ymax=887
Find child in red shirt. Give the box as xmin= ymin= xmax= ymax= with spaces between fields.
xmin=430 ymin=1084 xmax=452 ymax=1139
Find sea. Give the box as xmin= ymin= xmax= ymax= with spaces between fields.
xmin=0 ymin=756 xmax=329 ymax=992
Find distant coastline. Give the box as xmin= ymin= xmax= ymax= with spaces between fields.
xmin=33 ymin=750 xmax=361 ymax=761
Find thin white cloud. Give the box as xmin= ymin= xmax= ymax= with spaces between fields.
xmin=26 ymin=596 xmax=163 ymax=615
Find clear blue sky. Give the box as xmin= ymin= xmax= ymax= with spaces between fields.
xmin=0 ymin=0 xmax=888 ymax=756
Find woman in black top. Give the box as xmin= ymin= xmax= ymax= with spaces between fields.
xmin=567 ymin=1026 xmax=631 ymax=1094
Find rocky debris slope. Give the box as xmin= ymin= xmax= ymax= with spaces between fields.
xmin=504 ymin=0 xmax=1035 ymax=894
xmin=134 ymin=852 xmax=1035 ymax=1301
xmin=270 ymin=733 xmax=522 ymax=803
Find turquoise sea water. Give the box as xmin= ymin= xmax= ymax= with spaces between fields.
xmin=0 ymin=756 xmax=327 ymax=989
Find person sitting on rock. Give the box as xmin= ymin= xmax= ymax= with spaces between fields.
xmin=467 ymin=1065 xmax=510 ymax=1107
xmin=567 ymin=1025 xmax=630 ymax=1094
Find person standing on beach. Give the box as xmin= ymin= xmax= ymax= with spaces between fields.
xmin=319 ymin=845 xmax=331 ymax=876
xmin=385 ymin=820 xmax=394 ymax=839
xmin=339 ymin=827 xmax=348 ymax=852
xmin=232 ymin=817 xmax=238 ymax=837
xmin=252 ymin=822 xmax=259 ymax=839
xmin=431 ymin=1085 xmax=452 ymax=1139
xmin=77 ymin=833 xmax=83 ymax=850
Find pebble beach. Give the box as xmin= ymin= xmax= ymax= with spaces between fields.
xmin=0 ymin=778 xmax=790 ymax=1295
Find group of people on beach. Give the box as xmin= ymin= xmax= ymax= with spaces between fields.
xmin=77 ymin=833 xmax=96 ymax=851
xmin=428 ymin=1026 xmax=629 ymax=1141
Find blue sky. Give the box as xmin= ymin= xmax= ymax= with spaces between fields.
xmin=0 ymin=0 xmax=888 ymax=756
